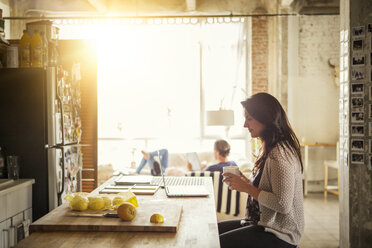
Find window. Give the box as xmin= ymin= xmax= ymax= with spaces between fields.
xmin=57 ymin=18 xmax=250 ymax=171
xmin=202 ymin=21 xmax=249 ymax=138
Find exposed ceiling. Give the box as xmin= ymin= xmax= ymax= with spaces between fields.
xmin=11 ymin=0 xmax=339 ymax=17
xmin=291 ymin=0 xmax=339 ymax=14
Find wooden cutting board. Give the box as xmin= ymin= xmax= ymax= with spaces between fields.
xmin=30 ymin=200 xmax=183 ymax=233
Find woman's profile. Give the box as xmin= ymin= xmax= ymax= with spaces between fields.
xmin=221 ymin=92 xmax=304 ymax=248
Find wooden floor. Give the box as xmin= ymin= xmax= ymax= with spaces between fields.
xmin=300 ymin=193 xmax=339 ymax=248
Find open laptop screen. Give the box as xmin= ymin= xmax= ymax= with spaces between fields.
xmin=187 ymin=152 xmax=202 ymax=171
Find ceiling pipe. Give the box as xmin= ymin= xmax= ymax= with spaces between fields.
xmin=24 ymin=9 xmax=103 ymax=17
xmin=3 ymin=12 xmax=339 ymax=20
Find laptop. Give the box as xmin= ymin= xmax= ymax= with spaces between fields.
xmin=158 ymin=150 xmax=210 ymax=197
xmin=187 ymin=152 xmax=202 ymax=171
xmin=114 ymin=175 xmax=153 ymax=185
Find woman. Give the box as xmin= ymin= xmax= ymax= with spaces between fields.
xmin=204 ymin=139 xmax=237 ymax=172
xmin=221 ymin=93 xmax=304 ymax=248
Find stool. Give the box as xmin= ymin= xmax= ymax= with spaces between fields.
xmin=324 ymin=160 xmax=339 ymax=198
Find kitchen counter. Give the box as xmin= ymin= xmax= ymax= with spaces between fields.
xmin=0 ymin=179 xmax=35 ymax=197
xmin=16 ymin=176 xmax=220 ymax=248
xmin=0 ymin=178 xmax=34 ymax=247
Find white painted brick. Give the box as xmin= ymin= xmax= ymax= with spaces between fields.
xmin=292 ymin=16 xmax=340 ymax=181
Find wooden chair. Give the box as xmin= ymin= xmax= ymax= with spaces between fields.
xmin=323 ymin=142 xmax=339 ymax=198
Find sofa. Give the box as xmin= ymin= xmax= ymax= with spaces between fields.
xmin=165 ymin=151 xmax=253 ymax=175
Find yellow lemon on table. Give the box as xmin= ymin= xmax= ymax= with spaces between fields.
xmin=64 ymin=194 xmax=74 ymax=202
xmin=112 ymin=196 xmax=125 ymax=207
xmin=102 ymin=196 xmax=112 ymax=210
xmin=117 ymin=202 xmax=137 ymax=221
xmin=118 ymin=191 xmax=139 ymax=207
xmin=113 ymin=191 xmax=139 ymax=208
xmin=70 ymin=195 xmax=88 ymax=211
xmin=150 ymin=213 xmax=164 ymax=223
xmin=88 ymin=196 xmax=105 ymax=211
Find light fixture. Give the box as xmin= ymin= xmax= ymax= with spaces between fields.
xmin=205 ymin=86 xmax=246 ymax=137
xmin=206 ymin=109 xmax=235 ymax=137
xmin=206 ymin=110 xmax=234 ymax=126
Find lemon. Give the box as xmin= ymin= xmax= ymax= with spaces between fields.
xmin=150 ymin=213 xmax=164 ymax=223
xmin=118 ymin=191 xmax=139 ymax=207
xmin=112 ymin=196 xmax=125 ymax=207
xmin=88 ymin=196 xmax=105 ymax=211
xmin=64 ymin=194 xmax=74 ymax=202
xmin=102 ymin=196 xmax=112 ymax=210
xmin=117 ymin=202 xmax=137 ymax=221
xmin=113 ymin=192 xmax=139 ymax=208
xmin=70 ymin=195 xmax=89 ymax=211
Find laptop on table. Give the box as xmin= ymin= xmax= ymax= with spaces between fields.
xmin=158 ymin=150 xmax=209 ymax=197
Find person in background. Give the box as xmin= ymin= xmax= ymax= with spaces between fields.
xmin=221 ymin=92 xmax=304 ymax=248
xmin=136 ymin=149 xmax=168 ymax=176
xmin=204 ymin=139 xmax=237 ymax=172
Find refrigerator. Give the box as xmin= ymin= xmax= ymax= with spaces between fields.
xmin=0 ymin=67 xmax=83 ymax=221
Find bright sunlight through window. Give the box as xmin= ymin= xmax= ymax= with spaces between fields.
xmin=57 ymin=18 xmax=249 ymax=171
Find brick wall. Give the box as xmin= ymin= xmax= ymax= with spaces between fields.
xmin=298 ymin=16 xmax=340 ymax=78
xmin=252 ymin=16 xmax=269 ymax=94
xmin=294 ymin=15 xmax=339 ymax=147
xmin=290 ymin=15 xmax=339 ymax=183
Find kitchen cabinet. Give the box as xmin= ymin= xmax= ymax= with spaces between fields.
xmin=0 ymin=179 xmax=34 ymax=248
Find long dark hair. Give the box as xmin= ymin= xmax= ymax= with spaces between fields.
xmin=241 ymin=93 xmax=303 ymax=174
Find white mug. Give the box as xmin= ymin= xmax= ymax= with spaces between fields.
xmin=223 ymin=166 xmax=240 ymax=186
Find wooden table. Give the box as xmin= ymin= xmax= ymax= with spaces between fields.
xmin=16 ymin=176 xmax=220 ymax=248
xmin=301 ymin=143 xmax=337 ymax=196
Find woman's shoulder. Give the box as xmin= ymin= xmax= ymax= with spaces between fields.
xmin=265 ymin=143 xmax=302 ymax=174
xmin=268 ymin=143 xmax=298 ymax=163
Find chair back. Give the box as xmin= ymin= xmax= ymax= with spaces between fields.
xmin=185 ymin=171 xmax=241 ymax=216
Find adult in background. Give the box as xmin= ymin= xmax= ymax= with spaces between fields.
xmin=204 ymin=139 xmax=237 ymax=172
xmin=221 ymin=92 xmax=304 ymax=248
xmin=136 ymin=149 xmax=168 ymax=176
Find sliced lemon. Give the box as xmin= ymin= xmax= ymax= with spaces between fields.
xmin=150 ymin=213 xmax=164 ymax=223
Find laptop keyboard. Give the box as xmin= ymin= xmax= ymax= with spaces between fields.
xmin=151 ymin=176 xmax=204 ymax=186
